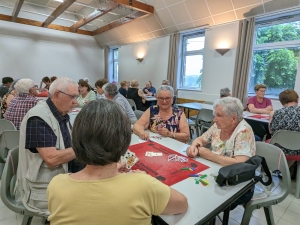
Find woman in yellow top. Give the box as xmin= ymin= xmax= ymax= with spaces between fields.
xmin=76 ymin=79 xmax=96 ymax=107
xmin=47 ymin=99 xmax=188 ymax=225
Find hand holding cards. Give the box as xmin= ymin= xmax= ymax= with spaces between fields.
xmin=121 ymin=150 xmax=139 ymax=169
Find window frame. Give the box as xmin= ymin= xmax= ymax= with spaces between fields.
xmin=179 ymin=31 xmax=205 ymax=90
xmin=112 ymin=48 xmax=118 ymax=83
xmin=248 ymin=15 xmax=300 ymax=98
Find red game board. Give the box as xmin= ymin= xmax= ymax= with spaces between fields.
xmin=129 ymin=142 xmax=210 ymax=186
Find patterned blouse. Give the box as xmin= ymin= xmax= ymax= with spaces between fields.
xmin=270 ymin=106 xmax=300 ymax=155
xmin=149 ymin=105 xmax=183 ymax=133
xmin=1 ymin=91 xmax=16 ymax=116
xmin=201 ymin=120 xmax=256 ymax=158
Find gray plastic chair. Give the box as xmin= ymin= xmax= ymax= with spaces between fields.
xmin=0 ymin=130 xmax=20 ymax=163
xmin=0 ymin=119 xmax=16 ymax=133
xmin=127 ymin=99 xmax=137 ymax=111
xmin=241 ymin=142 xmax=291 ymax=225
xmin=134 ymin=110 xmax=144 ymax=120
xmin=187 ymin=109 xmax=213 ymax=138
xmin=269 ymin=130 xmax=300 ymax=198
xmin=1 ymin=147 xmax=47 ymax=225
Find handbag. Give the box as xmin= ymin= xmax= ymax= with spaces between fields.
xmin=216 ymin=155 xmax=272 ymax=187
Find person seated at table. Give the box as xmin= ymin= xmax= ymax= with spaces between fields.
xmin=47 ymin=99 xmax=188 ymax=225
xmin=0 ymin=77 xmax=14 ymax=98
xmin=162 ymin=80 xmax=170 ymax=86
xmin=76 ymin=80 xmax=96 ymax=108
xmin=103 ymin=83 xmax=137 ymax=122
xmin=133 ymin=86 xmax=190 ymax=143
xmin=248 ymin=84 xmax=273 ymax=114
xmin=119 ymin=80 xmax=128 ymax=98
xmin=143 ymin=81 xmax=156 ymax=96
xmin=127 ymin=79 xmax=147 ymax=111
xmin=39 ymin=76 xmax=51 ymax=91
xmin=1 ymin=78 xmax=20 ymax=116
xmin=186 ymin=97 xmax=256 ymax=208
xmin=4 ymin=79 xmax=40 ymax=130
xmin=50 ymin=76 xmax=57 ymax=83
xmin=95 ymin=78 xmax=108 ymax=99
xmin=220 ymin=87 xmax=231 ymax=98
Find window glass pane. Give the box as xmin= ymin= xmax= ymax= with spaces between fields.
xmin=256 ymin=21 xmax=300 ymax=44
xmin=182 ymin=55 xmax=203 ymax=89
xmin=249 ymin=47 xmax=300 ymax=96
xmin=113 ymin=62 xmax=118 ymax=82
xmin=113 ymin=49 xmax=118 ymax=59
xmin=186 ymin=36 xmax=205 ymax=51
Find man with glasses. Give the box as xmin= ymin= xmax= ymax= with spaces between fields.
xmin=16 ymin=77 xmax=78 ymax=216
xmin=4 ymin=78 xmax=40 ymax=129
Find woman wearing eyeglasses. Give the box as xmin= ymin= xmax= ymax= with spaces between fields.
xmin=133 ymin=85 xmax=190 ymax=143
xmin=247 ymin=84 xmax=273 ymax=114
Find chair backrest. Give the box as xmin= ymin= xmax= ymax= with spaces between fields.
xmin=0 ymin=119 xmax=16 ymax=133
xmin=196 ymin=108 xmax=214 ymax=124
xmin=127 ymin=99 xmax=137 ymax=111
xmin=134 ymin=110 xmax=144 ymax=120
xmin=0 ymin=146 xmax=26 ymax=214
xmin=204 ymin=101 xmax=214 ymax=105
xmin=0 ymin=130 xmax=20 ymax=163
xmin=270 ymin=130 xmax=300 ymax=150
xmin=255 ymin=142 xmax=291 ymax=202
xmin=244 ymin=119 xmax=267 ymax=140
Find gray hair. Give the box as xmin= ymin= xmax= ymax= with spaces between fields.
xmin=15 ymin=79 xmax=35 ymax=94
xmin=162 ymin=80 xmax=170 ymax=85
xmin=214 ymin=97 xmax=244 ymax=122
xmin=220 ymin=87 xmax=231 ymax=98
xmin=103 ymin=83 xmax=118 ymax=97
xmin=8 ymin=78 xmax=21 ymax=92
xmin=156 ymin=85 xmax=174 ymax=96
xmin=72 ymin=99 xmax=131 ymax=166
xmin=49 ymin=77 xmax=78 ymax=97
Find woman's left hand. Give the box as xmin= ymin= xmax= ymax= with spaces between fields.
xmin=157 ymin=128 xmax=170 ymax=137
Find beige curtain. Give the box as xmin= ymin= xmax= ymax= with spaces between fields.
xmin=167 ymin=33 xmax=180 ymax=94
xmin=104 ymin=46 xmax=110 ymax=80
xmin=232 ymin=17 xmax=255 ymax=106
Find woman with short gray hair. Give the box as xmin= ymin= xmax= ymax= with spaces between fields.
xmin=133 ymin=85 xmax=190 ymax=143
xmin=47 ymin=99 xmax=188 ymax=224
xmin=187 ymin=97 xmax=255 ymax=164
xmin=220 ymin=87 xmax=231 ymax=98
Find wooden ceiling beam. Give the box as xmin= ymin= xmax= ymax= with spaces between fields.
xmin=42 ymin=0 xmax=76 ymax=27
xmin=91 ymin=11 xmax=147 ymax=36
xmin=12 ymin=0 xmax=25 ymax=22
xmin=70 ymin=1 xmax=118 ymax=32
xmin=115 ymin=0 xmax=154 ymax=14
xmin=0 ymin=14 xmax=92 ymax=36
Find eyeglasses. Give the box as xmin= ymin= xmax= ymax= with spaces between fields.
xmin=257 ymin=90 xmax=266 ymax=93
xmin=58 ymin=91 xmax=79 ymax=100
xmin=157 ymin=97 xmax=172 ymax=101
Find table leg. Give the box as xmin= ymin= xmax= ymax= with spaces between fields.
xmin=222 ymin=207 xmax=230 ymax=225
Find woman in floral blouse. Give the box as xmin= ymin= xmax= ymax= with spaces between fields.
xmin=133 ymin=85 xmax=189 ymax=143
xmin=186 ymin=97 xmax=256 ymax=166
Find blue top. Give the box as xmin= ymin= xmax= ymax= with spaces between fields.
xmin=118 ymin=87 xmax=127 ymax=98
xmin=143 ymin=86 xmax=156 ymax=95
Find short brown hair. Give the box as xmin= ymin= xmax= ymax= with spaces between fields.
xmin=279 ymin=89 xmax=299 ymax=105
xmin=42 ymin=76 xmax=50 ymax=83
xmin=120 ymin=81 xmax=127 ymax=87
xmin=254 ymin=84 xmax=267 ymax=91
xmin=78 ymin=80 xmax=91 ymax=91
xmin=95 ymin=78 xmax=108 ymax=88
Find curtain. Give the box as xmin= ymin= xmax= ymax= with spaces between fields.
xmin=232 ymin=17 xmax=255 ymax=106
xmin=167 ymin=33 xmax=180 ymax=95
xmin=104 ymin=46 xmax=110 ymax=81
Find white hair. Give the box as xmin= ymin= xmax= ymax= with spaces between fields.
xmin=49 ymin=77 xmax=78 ymax=97
xmin=156 ymin=85 xmax=174 ymax=96
xmin=214 ymin=97 xmax=244 ymax=122
xmin=15 ymin=79 xmax=35 ymax=94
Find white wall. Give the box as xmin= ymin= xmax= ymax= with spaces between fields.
xmin=118 ymin=36 xmax=169 ymax=88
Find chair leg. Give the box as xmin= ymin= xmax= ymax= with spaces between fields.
xmin=295 ymin=161 xmax=300 ymax=199
xmin=189 ymin=126 xmax=193 ymax=139
xmin=240 ymin=206 xmax=254 ymax=225
xmin=263 ymin=206 xmax=275 ymax=225
xmin=0 ymin=163 xmax=4 ymax=180
xmin=21 ymin=215 xmax=33 ymax=225
xmin=195 ymin=125 xmax=199 ymax=137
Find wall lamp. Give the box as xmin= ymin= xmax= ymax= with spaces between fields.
xmin=136 ymin=58 xmax=144 ymax=62
xmin=215 ymin=48 xmax=230 ymax=56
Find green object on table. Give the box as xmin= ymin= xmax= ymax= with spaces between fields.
xmin=195 ymin=179 xmax=200 ymax=184
xmin=200 ymin=174 xmax=207 ymax=179
xmin=199 ymin=179 xmax=208 ymax=185
xmin=181 ymin=168 xmax=189 ymax=170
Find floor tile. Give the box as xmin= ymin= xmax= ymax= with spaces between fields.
xmin=0 ymin=216 xmax=17 ymax=225
xmin=249 ymin=216 xmax=267 ymax=225
xmin=0 ymin=206 xmax=17 ymax=221
xmin=277 ymin=218 xmax=296 ymax=225
xmin=278 ymin=193 xmax=294 ymax=208
xmin=16 ymin=214 xmax=45 ymax=225
xmin=229 ymin=207 xmax=244 ymax=223
xmin=292 ymin=197 xmax=300 ymax=206
xmin=282 ymin=210 xmax=300 ymax=225
xmin=287 ymin=202 xmax=300 ymax=215
xmin=252 ymin=208 xmax=280 ymax=224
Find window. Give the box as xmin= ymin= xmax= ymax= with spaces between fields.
xmin=112 ymin=48 xmax=118 ymax=82
xmin=179 ymin=32 xmax=205 ymax=90
xmin=249 ymin=17 xmax=300 ymax=97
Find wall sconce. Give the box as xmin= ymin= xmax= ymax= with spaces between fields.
xmin=136 ymin=58 xmax=144 ymax=62
xmin=215 ymin=48 xmax=230 ymax=56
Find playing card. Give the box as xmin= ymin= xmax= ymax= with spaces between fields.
xmin=122 ymin=150 xmax=139 ymax=169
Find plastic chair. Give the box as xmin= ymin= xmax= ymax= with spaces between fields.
xmin=0 ymin=130 xmax=20 ymax=163
xmin=134 ymin=110 xmax=144 ymax=120
xmin=187 ymin=109 xmax=214 ymax=138
xmin=241 ymin=142 xmax=291 ymax=225
xmin=127 ymin=99 xmax=136 ymax=111
xmin=0 ymin=119 xmax=16 ymax=133
xmin=269 ymin=130 xmax=300 ymax=198
xmin=1 ymin=147 xmax=47 ymax=225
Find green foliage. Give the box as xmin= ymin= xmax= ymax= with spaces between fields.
xmin=252 ymin=22 xmax=300 ymax=91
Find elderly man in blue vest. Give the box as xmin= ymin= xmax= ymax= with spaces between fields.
xmin=16 ymin=77 xmax=79 ymax=216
